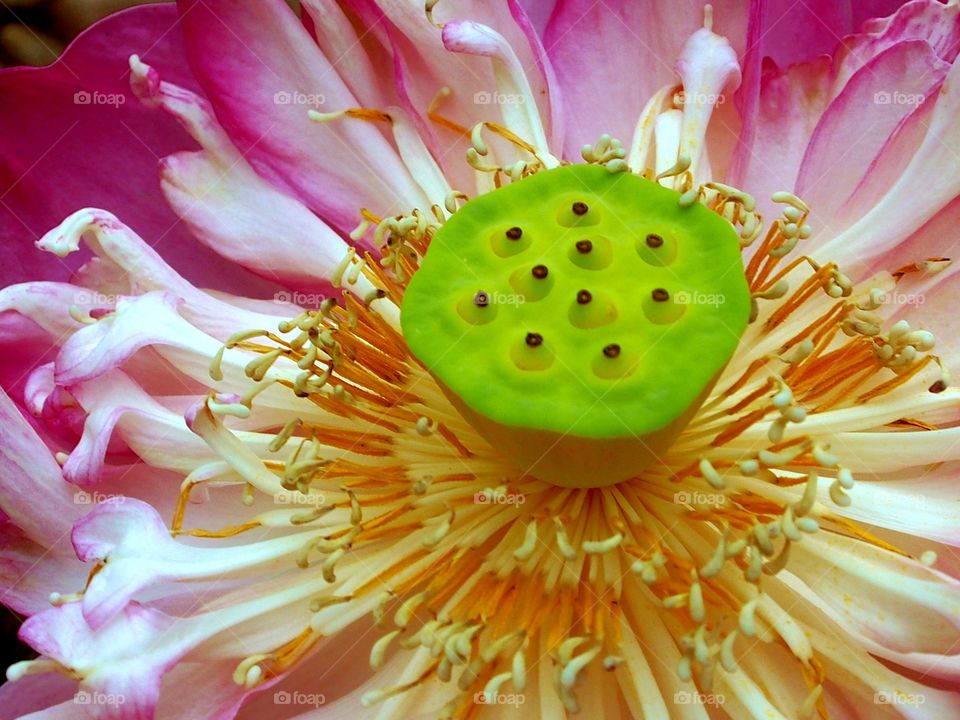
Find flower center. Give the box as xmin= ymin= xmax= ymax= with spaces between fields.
xmin=401 ymin=164 xmax=751 ymax=487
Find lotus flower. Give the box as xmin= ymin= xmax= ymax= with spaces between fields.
xmin=2 ymin=1 xmax=960 ymax=718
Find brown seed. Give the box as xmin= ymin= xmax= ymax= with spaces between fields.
xmin=506 ymin=226 xmax=523 ymax=240
xmin=646 ymin=233 xmax=664 ymax=248
xmin=603 ymin=344 xmax=621 ymax=358
xmin=651 ymin=288 xmax=670 ymax=303
xmin=532 ymin=264 xmax=549 ymax=279
xmin=576 ymin=290 xmax=592 ymax=305
xmin=526 ymin=332 xmax=543 ymax=347
xmin=572 ymin=201 xmax=589 ymax=216
xmin=474 ymin=291 xmax=490 ymax=307
xmin=575 ymin=239 xmax=593 ymax=254
xmin=930 ymin=379 xmax=948 ymax=393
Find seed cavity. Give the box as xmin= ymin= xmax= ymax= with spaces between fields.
xmin=603 ymin=344 xmax=621 ymax=358
xmin=646 ymin=233 xmax=663 ymax=248
xmin=569 ymin=290 xmax=617 ymax=329
xmin=474 ymin=291 xmax=490 ymax=307
xmin=569 ymin=234 xmax=613 ymax=271
xmin=651 ymin=288 xmax=670 ymax=303
xmin=526 ymin=332 xmax=543 ymax=347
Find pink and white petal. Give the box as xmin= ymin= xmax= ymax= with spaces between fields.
xmin=766 ymin=580 xmax=960 ymax=715
xmin=129 ymin=57 xmax=368 ymax=294
xmin=674 ymin=19 xmax=742 ymax=182
xmin=0 ymin=388 xmax=81 ymax=548
xmin=543 ymin=0 xmax=750 ymax=158
xmin=0 ymin=671 xmax=78 ymax=720
xmin=835 ymin=0 xmax=960 ymax=87
xmin=17 ymin=602 xmax=178 ymax=720
xmin=0 ymin=282 xmax=93 ymax=340
xmin=72 ymin=499 xmax=326 ymax=629
xmin=733 ymin=0 xmax=959 ymax=207
xmin=785 ymin=532 xmax=960 ymax=678
xmin=176 ymin=0 xmax=429 ymax=231
xmin=817 ymin=55 xmax=960 ymax=276
xmin=0 ymin=523 xmax=86 ymax=617
xmin=731 ymin=56 xmax=833 ymax=217
xmin=63 ymin=370 xmax=287 ymax=485
xmin=794 ymin=41 xmax=947 ymax=237
xmin=828 ymin=85 xmax=938 ymax=237
xmin=156 ymin=659 xmax=258 ymax=720
xmin=829 ymin=464 xmax=960 ymax=547
xmin=37 ymin=210 xmax=294 ymax=342
xmin=54 ymin=292 xmax=194 ymax=386
xmin=340 ymin=0 xmax=558 ymax=187
xmin=758 ymin=0 xmax=907 ymax=69
xmin=441 ymin=20 xmax=556 ymax=166
xmin=0 ymin=5 xmax=276 ymax=297
xmin=299 ymin=0 xmax=394 ymax=110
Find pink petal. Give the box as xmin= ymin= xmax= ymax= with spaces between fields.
xmin=300 ymin=0 xmax=394 ymax=110
xmin=129 ymin=57 xmax=359 ymax=293
xmin=0 ymin=4 xmax=277 ymax=297
xmin=733 ymin=56 xmax=833 ymax=219
xmin=155 ymin=659 xmax=253 ymax=720
xmin=794 ymin=41 xmax=947 ymax=235
xmin=815 ymin=55 xmax=960 ymax=274
xmin=758 ymin=0 xmax=908 ymax=68
xmin=837 ymin=0 xmax=960 ymax=87
xmin=176 ymin=0 xmax=429 ymax=231
xmin=0 ymin=388 xmax=81 ymax=548
xmin=62 ymin=369 xmax=229 ymax=487
xmin=36 ymin=209 xmax=294 ymax=341
xmin=0 ymin=671 xmax=78 ymax=720
xmin=543 ymin=0 xmax=750 ymax=157
xmin=0 ymin=523 xmax=86 ymax=616
xmin=20 ymin=602 xmax=177 ymax=720
xmin=731 ymin=0 xmax=960 ymax=206
xmin=339 ymin=0 xmax=557 ymax=185
xmin=54 ymin=292 xmax=190 ymax=386
xmin=441 ymin=20 xmax=553 ymax=163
